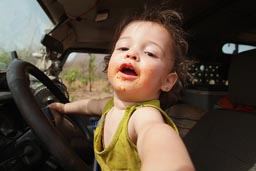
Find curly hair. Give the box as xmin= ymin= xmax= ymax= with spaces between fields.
xmin=104 ymin=7 xmax=191 ymax=109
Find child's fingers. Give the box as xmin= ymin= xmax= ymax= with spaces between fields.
xmin=48 ymin=102 xmax=65 ymax=113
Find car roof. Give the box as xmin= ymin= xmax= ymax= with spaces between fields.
xmin=38 ymin=0 xmax=256 ymax=59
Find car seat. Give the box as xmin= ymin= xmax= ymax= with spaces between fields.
xmin=183 ymin=49 xmax=256 ymax=171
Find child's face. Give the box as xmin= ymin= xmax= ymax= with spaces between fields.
xmin=108 ymin=21 xmax=177 ymax=102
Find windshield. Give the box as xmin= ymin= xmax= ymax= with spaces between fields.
xmin=0 ymin=0 xmax=53 ymax=71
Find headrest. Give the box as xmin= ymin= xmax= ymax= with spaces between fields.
xmin=228 ymin=49 xmax=256 ymax=106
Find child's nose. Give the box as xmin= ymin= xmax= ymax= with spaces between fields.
xmin=125 ymin=51 xmax=139 ymax=61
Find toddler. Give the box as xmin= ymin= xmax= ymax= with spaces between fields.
xmin=50 ymin=8 xmax=194 ymax=171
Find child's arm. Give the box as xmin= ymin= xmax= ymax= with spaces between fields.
xmin=49 ymin=97 xmax=110 ymax=116
xmin=132 ymin=107 xmax=195 ymax=171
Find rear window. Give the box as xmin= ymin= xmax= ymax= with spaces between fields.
xmin=222 ymin=43 xmax=256 ymax=54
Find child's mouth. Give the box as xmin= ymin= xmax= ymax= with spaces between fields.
xmin=119 ymin=63 xmax=138 ymax=76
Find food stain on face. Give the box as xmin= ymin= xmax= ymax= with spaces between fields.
xmin=116 ymin=75 xmax=126 ymax=81
xmin=118 ymin=86 xmax=126 ymax=91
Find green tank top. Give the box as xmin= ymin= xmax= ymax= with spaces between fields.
xmin=94 ymin=98 xmax=178 ymax=171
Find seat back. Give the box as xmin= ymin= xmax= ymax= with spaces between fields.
xmin=228 ymin=49 xmax=256 ymax=106
xmin=183 ymin=49 xmax=256 ymax=171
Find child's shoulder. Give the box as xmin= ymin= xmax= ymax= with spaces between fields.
xmin=131 ymin=106 xmax=165 ymax=126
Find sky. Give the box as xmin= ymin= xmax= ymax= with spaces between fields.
xmin=0 ymin=0 xmax=53 ymax=52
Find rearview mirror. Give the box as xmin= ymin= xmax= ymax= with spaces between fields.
xmin=41 ymin=34 xmax=63 ymax=54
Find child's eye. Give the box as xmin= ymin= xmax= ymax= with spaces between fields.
xmin=145 ymin=51 xmax=157 ymax=58
xmin=118 ymin=47 xmax=129 ymax=51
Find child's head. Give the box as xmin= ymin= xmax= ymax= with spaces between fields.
xmin=105 ymin=8 xmax=189 ymax=106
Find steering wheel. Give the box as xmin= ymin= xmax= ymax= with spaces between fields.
xmin=7 ymin=59 xmax=92 ymax=171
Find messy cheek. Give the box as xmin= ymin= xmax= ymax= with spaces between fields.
xmin=110 ymin=75 xmax=127 ymax=92
xmin=117 ymin=86 xmax=126 ymax=91
xmin=115 ymin=78 xmax=142 ymax=92
xmin=143 ymin=69 xmax=154 ymax=81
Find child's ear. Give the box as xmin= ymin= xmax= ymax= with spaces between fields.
xmin=161 ymin=72 xmax=178 ymax=92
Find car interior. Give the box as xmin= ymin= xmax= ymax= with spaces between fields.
xmin=0 ymin=0 xmax=256 ymax=170
xmin=184 ymin=49 xmax=256 ymax=171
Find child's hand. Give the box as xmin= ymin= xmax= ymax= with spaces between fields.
xmin=48 ymin=102 xmax=66 ymax=114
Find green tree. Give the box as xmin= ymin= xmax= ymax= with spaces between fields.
xmin=88 ymin=53 xmax=96 ymax=92
xmin=0 ymin=50 xmax=11 ymax=70
xmin=63 ymin=68 xmax=80 ymax=85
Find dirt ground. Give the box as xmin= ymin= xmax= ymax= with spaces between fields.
xmin=66 ymin=79 xmax=113 ymax=101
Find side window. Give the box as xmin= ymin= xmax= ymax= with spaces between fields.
xmin=222 ymin=43 xmax=256 ymax=54
xmin=59 ymin=52 xmax=112 ymax=101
